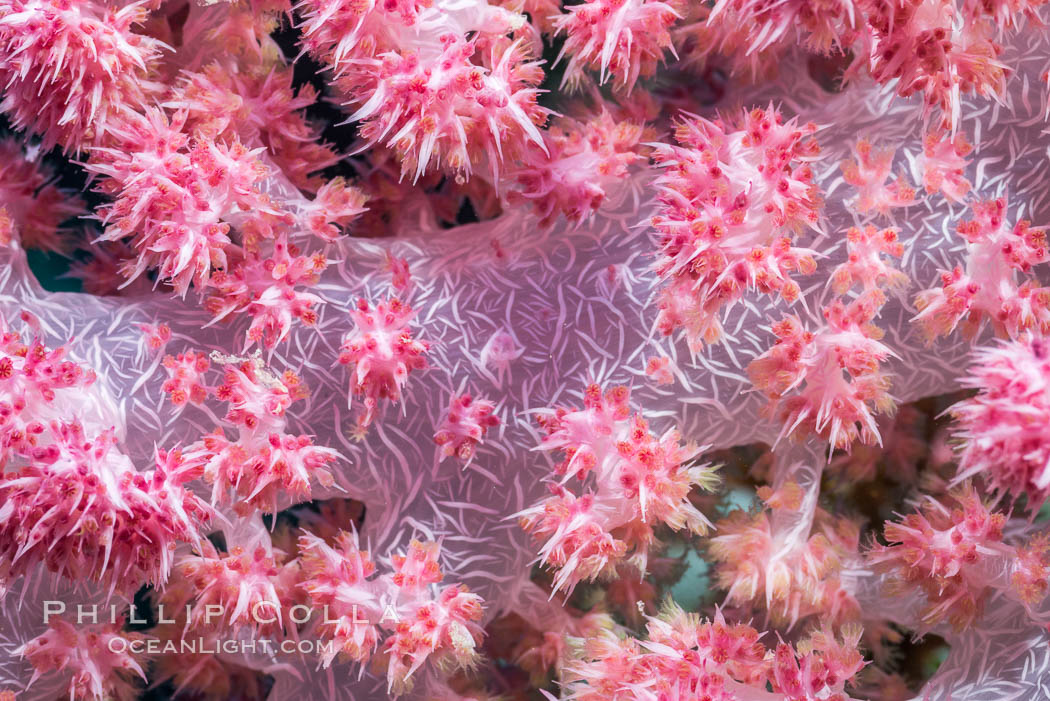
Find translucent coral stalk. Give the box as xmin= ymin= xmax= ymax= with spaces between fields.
xmin=709 ymin=480 xmax=863 ymax=630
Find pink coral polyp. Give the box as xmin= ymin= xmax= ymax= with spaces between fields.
xmin=650 ymin=107 xmax=821 ymax=350
xmin=434 ymin=393 xmax=499 ymax=463
xmin=298 ymin=531 xmax=484 ymax=693
xmin=951 ymin=338 xmax=1050 ymax=511
xmin=340 ymin=297 xmax=429 ymax=429
xmin=914 ymin=198 xmax=1050 ymax=340
xmin=0 ymin=321 xmax=209 ymax=594
xmin=0 ymin=0 xmax=165 ymax=153
xmin=517 ymin=384 xmax=717 ymax=594
xmin=19 ymin=617 xmax=149 ymax=701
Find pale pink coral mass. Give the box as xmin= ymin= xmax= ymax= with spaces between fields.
xmin=1 ymin=0 xmax=1050 ymax=700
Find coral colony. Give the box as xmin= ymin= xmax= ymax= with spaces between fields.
xmin=4 ymin=2 xmax=1050 ymax=701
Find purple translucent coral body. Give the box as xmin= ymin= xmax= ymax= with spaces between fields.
xmin=2 ymin=15 xmax=1050 ymax=701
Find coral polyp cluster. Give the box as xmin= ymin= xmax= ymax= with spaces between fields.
xmin=650 ymin=107 xmax=821 ymax=350
xmin=339 ymin=297 xmax=429 ymax=430
xmin=951 ymin=338 xmax=1050 ymax=510
xmin=518 ymin=383 xmax=718 ymax=594
xmin=0 ymin=321 xmax=210 ymax=596
xmin=2 ymin=0 xmax=1050 ymax=700
xmin=914 ymin=198 xmax=1050 ymax=341
xmin=17 ymin=617 xmax=148 ymax=701
xmin=748 ymin=225 xmax=905 ymax=451
xmin=298 ymin=533 xmax=484 ymax=694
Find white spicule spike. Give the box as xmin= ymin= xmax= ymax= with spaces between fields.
xmin=3 ymin=26 xmax=1050 ymax=701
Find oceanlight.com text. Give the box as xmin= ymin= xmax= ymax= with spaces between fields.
xmin=107 ymin=637 xmax=337 ymax=656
